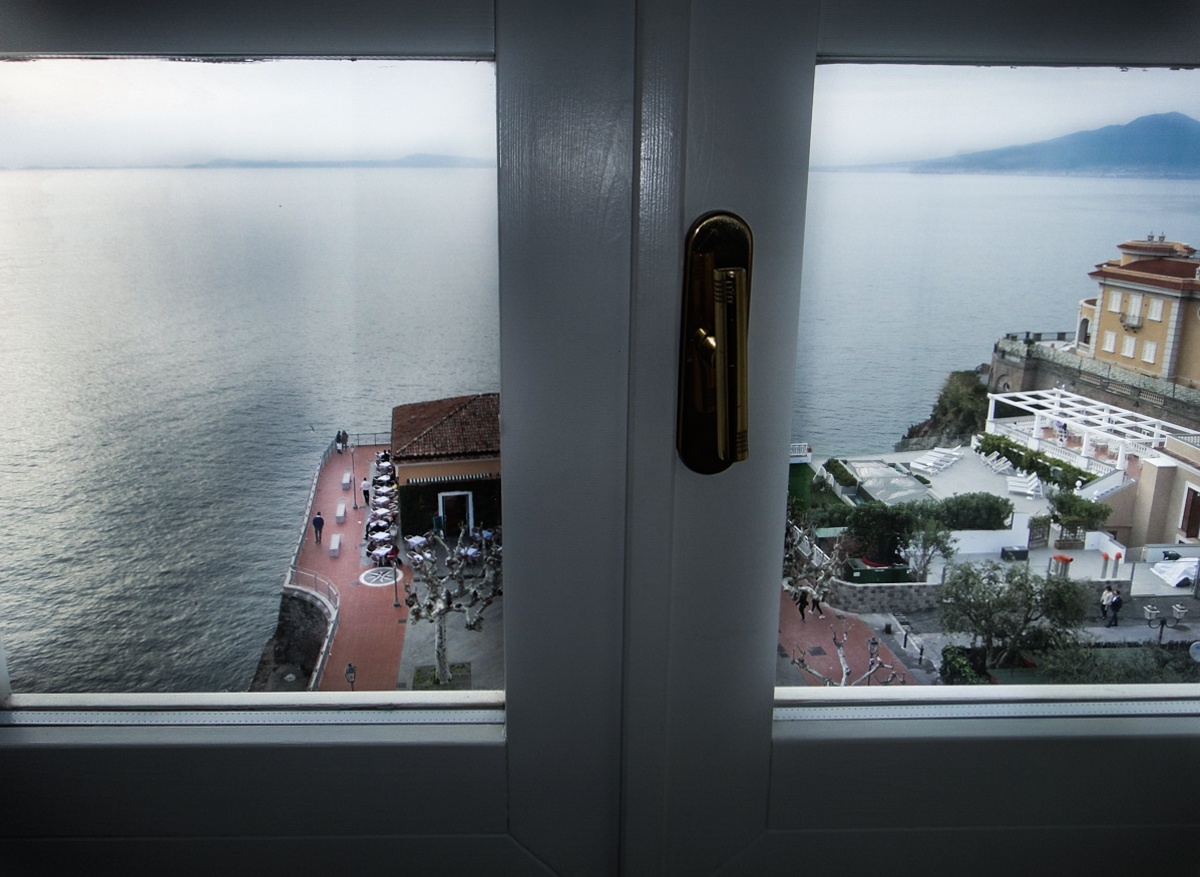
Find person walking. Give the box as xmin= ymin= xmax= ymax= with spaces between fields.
xmin=361 ymin=477 xmax=371 ymax=508
xmin=1106 ymin=588 xmax=1123 ymax=627
xmin=796 ymin=589 xmax=809 ymax=622
xmin=312 ymin=511 xmax=325 ymax=544
xmin=1100 ymin=585 xmax=1114 ymax=620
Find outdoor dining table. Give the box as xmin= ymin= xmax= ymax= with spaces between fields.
xmin=371 ymin=545 xmax=399 ymax=564
xmin=405 ymin=535 xmax=428 ymax=550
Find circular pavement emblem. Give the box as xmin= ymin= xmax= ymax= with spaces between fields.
xmin=359 ymin=567 xmax=401 ymax=588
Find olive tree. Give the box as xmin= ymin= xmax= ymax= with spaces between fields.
xmin=938 ymin=560 xmax=1089 ymax=669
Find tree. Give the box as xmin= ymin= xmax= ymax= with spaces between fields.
xmin=782 ymin=498 xmax=845 ymax=609
xmin=844 ymin=499 xmax=955 ymax=580
xmin=790 ymin=626 xmax=906 ymax=687
xmin=938 ymin=560 xmax=1088 ymax=669
xmin=845 ymin=501 xmax=918 ymax=565
xmin=902 ymin=512 xmax=957 ymax=583
xmin=937 ymin=492 xmax=1014 ymax=531
xmin=1047 ymin=487 xmax=1112 ymax=531
xmin=404 ymin=526 xmax=503 ymax=685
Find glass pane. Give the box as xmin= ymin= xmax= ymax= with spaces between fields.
xmin=0 ymin=59 xmax=500 ymax=694
xmin=781 ymin=65 xmax=1200 ymax=688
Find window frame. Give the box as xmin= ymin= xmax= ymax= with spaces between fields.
xmin=1142 ymin=339 xmax=1158 ymax=364
xmin=1148 ymin=296 xmax=1165 ymax=321
xmin=1102 ymin=330 xmax=1117 ymax=353
xmin=4 ymin=2 xmax=1200 ymax=874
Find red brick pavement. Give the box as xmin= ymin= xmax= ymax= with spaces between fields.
xmin=777 ymin=592 xmax=918 ymax=686
xmin=297 ymin=444 xmax=410 ymax=692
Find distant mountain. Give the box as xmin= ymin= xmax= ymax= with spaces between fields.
xmin=191 ymin=153 xmax=494 ymax=170
xmin=844 ymin=112 xmax=1200 ymax=178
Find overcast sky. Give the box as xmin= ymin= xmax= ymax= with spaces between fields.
xmin=2 ymin=60 xmax=1199 ymax=169
xmin=0 ymin=58 xmax=496 ymax=168
xmin=810 ymin=65 xmax=1200 ymax=167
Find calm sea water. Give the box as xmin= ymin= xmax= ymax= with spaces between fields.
xmin=794 ymin=172 xmax=1200 ymax=456
xmin=0 ymin=167 xmax=498 ymax=692
xmin=3 ymin=168 xmax=1199 ymax=692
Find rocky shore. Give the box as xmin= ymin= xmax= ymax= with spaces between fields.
xmin=248 ymin=593 xmax=329 ymax=692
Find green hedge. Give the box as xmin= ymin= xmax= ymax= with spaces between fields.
xmin=976 ymin=434 xmax=1095 ymax=488
xmin=824 ymin=457 xmax=858 ymax=488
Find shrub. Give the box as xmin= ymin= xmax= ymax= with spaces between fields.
xmin=823 ymin=457 xmax=858 ymax=488
xmin=976 ymin=434 xmax=1094 ymax=488
xmin=938 ymin=492 xmax=1014 ymax=530
xmin=940 ymin=645 xmax=989 ymax=685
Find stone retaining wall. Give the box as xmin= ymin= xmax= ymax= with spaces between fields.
xmin=827 ymin=577 xmax=942 ymax=613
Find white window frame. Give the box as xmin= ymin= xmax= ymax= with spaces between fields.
xmin=1102 ymin=330 xmax=1117 ymax=352
xmin=1148 ymin=297 xmax=1165 ymax=321
xmin=1121 ymin=335 xmax=1137 ymax=357
xmin=3 ymin=2 xmax=1200 ymax=873
xmin=1142 ymin=340 xmax=1158 ymax=363
xmin=1108 ymin=288 xmax=1123 ymax=311
xmin=1127 ymin=291 xmax=1143 ymax=319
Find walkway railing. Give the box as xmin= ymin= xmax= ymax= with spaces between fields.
xmin=287 ymin=428 xmax=389 ymax=574
xmin=283 ymin=565 xmax=341 ymax=691
xmin=280 ymin=427 xmax=386 ymax=690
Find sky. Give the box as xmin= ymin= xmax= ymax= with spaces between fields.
xmin=809 ymin=65 xmax=1200 ymax=167
xmin=0 ymin=58 xmax=496 ymax=168
xmin=2 ymin=60 xmax=1199 ymax=169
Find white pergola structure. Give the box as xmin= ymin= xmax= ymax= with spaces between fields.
xmin=986 ymin=387 xmax=1200 ymax=475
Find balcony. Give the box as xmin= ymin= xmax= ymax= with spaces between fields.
xmin=1120 ymin=311 xmax=1143 ymax=330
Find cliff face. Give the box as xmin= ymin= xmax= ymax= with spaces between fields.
xmin=903 ymin=369 xmax=990 ymax=442
xmin=248 ymin=594 xmax=329 ymax=692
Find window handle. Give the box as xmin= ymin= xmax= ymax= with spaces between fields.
xmin=676 ymin=211 xmax=752 ymax=474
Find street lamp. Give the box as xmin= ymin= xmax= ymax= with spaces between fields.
xmin=350 ymin=440 xmax=358 ymax=509
xmin=344 ymin=662 xmax=356 ymax=691
xmin=391 ymin=566 xmax=402 ymax=608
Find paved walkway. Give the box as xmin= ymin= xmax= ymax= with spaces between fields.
xmin=295 ymin=444 xmax=411 ymax=692
xmin=776 ymin=592 xmax=920 ymax=687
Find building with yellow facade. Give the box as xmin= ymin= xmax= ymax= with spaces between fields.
xmin=1076 ymin=235 xmax=1200 ymax=384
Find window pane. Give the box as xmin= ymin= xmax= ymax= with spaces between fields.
xmin=0 ymin=59 xmax=500 ymax=694
xmin=783 ymin=65 xmax=1200 ymax=689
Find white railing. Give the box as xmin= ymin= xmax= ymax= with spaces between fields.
xmin=282 ymin=565 xmax=341 ymax=691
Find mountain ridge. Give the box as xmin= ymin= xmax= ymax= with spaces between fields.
xmin=827 ymin=112 xmax=1200 ymax=178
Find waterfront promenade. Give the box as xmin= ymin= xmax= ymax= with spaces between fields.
xmin=294 ymin=443 xmax=411 ymax=692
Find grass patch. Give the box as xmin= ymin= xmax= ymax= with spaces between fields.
xmin=788 ymin=463 xmax=814 ymax=505
xmin=412 ymin=662 xmax=473 ymax=690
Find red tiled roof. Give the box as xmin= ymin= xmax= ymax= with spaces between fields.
xmin=391 ymin=393 xmax=500 ymax=462
xmin=1089 ymin=259 xmax=1200 ymax=293
xmin=1118 ymin=239 xmax=1196 ymax=257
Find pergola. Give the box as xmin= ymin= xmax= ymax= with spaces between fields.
xmin=986 ymin=387 xmax=1200 ymax=472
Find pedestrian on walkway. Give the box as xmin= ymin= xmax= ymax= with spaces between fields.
xmin=361 ymin=477 xmax=371 ymax=508
xmin=1100 ymin=584 xmax=1114 ymax=620
xmin=1106 ymin=588 xmax=1123 ymax=627
xmin=796 ymin=589 xmax=809 ymax=622
xmin=312 ymin=511 xmax=325 ymax=544
xmin=811 ymin=589 xmax=826 ymax=620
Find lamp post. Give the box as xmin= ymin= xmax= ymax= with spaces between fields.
xmin=350 ymin=439 xmax=358 ymax=509
xmin=391 ymin=566 xmax=402 ymax=608
xmin=344 ymin=662 xmax=356 ymax=691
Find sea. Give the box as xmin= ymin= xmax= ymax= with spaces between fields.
xmin=2 ymin=167 xmax=1199 ymax=692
